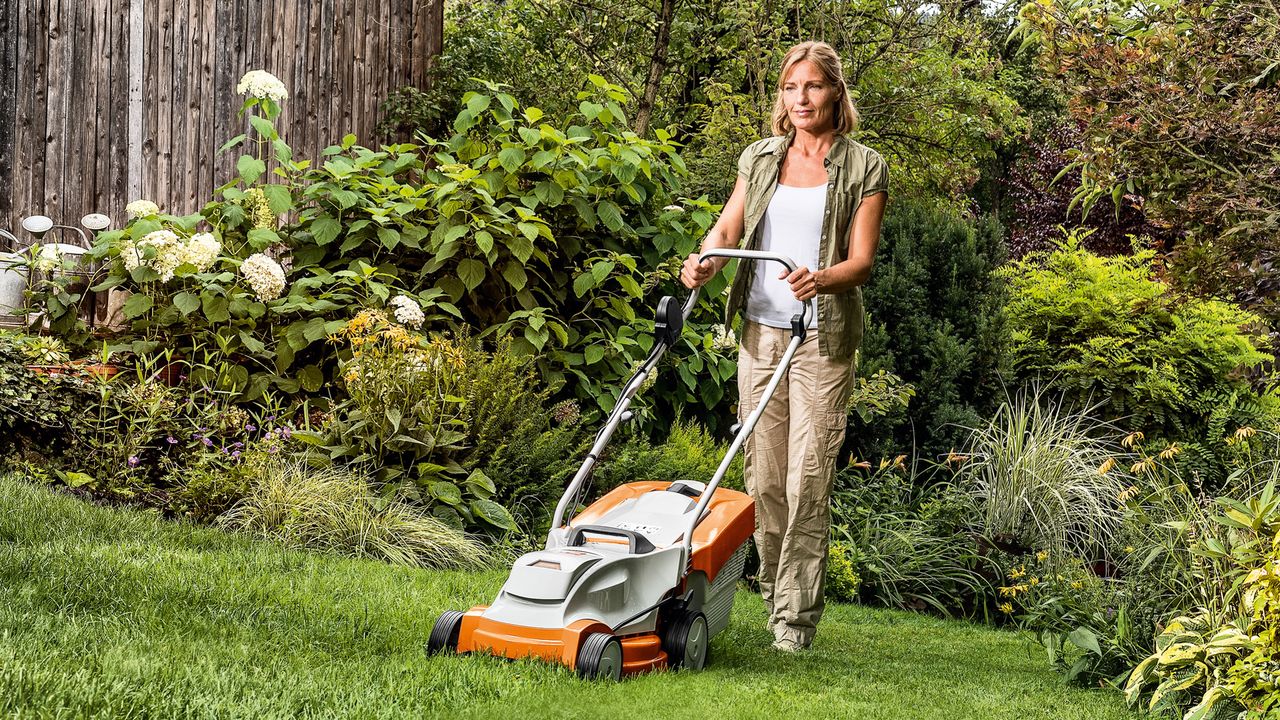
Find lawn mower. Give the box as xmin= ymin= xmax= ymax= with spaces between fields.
xmin=426 ymin=249 xmax=810 ymax=680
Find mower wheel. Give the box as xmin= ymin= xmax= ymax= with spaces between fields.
xmin=663 ymin=610 xmax=709 ymax=671
xmin=576 ymin=632 xmax=623 ymax=681
xmin=427 ymin=610 xmax=464 ymax=655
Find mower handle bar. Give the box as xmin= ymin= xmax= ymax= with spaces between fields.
xmin=551 ymin=249 xmax=808 ymax=575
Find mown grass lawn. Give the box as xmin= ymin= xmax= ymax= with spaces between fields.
xmin=0 ymin=475 xmax=1139 ymax=720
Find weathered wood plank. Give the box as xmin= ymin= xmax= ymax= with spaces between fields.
xmin=45 ymin=0 xmax=71 ymax=224
xmin=139 ymin=0 xmax=157 ymax=206
xmin=0 ymin=0 xmax=19 ymax=243
xmin=195 ymin=0 xmax=214 ymax=206
xmin=154 ymin=0 xmax=174 ymax=210
xmin=20 ymin=0 xmax=50 ymax=227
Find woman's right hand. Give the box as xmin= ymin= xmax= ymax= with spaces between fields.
xmin=680 ymin=253 xmax=715 ymax=289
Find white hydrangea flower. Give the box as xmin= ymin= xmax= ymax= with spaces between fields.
xmin=123 ymin=229 xmax=184 ymax=282
xmin=389 ymin=295 xmax=425 ymax=329
xmin=236 ymin=70 xmax=289 ymax=102
xmin=125 ymin=199 xmax=160 ymax=219
xmin=240 ymin=253 xmax=287 ymax=301
xmin=663 ymin=204 xmax=685 ymax=213
xmin=181 ymin=233 xmax=221 ymax=272
xmin=33 ymin=244 xmax=61 ymax=273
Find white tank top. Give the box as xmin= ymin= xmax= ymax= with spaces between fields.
xmin=745 ymin=183 xmax=825 ymax=329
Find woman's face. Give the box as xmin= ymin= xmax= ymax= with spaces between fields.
xmin=781 ymin=60 xmax=837 ymax=134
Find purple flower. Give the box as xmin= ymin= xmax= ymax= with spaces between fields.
xmin=281 ymin=427 xmax=292 ymax=439
xmin=266 ymin=415 xmax=276 ymax=422
xmin=127 ymin=456 xmax=139 ymax=467
xmin=246 ymin=424 xmax=257 ymax=432
xmin=231 ymin=450 xmax=241 ymax=459
xmin=166 ymin=436 xmax=178 ymax=444
xmin=202 ymin=437 xmax=214 ymax=447
xmin=231 ymin=441 xmax=244 ymax=449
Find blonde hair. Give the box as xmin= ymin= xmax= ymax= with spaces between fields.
xmin=771 ymin=41 xmax=859 ymax=136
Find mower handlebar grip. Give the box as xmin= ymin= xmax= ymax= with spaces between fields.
xmin=567 ymin=524 xmax=655 ymax=554
xmin=684 ymin=249 xmax=807 ymax=331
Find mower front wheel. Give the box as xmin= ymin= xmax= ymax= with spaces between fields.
xmin=427 ymin=610 xmax=464 ymax=655
xmin=577 ymin=632 xmax=623 ymax=681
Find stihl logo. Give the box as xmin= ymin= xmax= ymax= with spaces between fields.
xmin=614 ymin=521 xmax=661 ymax=536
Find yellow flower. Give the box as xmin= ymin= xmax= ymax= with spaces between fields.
xmin=1158 ymin=443 xmax=1181 ymax=460
xmin=999 ymin=602 xmax=1014 ymax=614
xmin=1097 ymin=457 xmax=1116 ymax=475
xmin=1070 ymin=581 xmax=1083 ymax=590
xmin=1125 ymin=546 xmax=1135 ymax=553
xmin=1122 ymin=431 xmax=1144 ymax=449
xmin=1234 ymin=426 xmax=1257 ymax=440
xmin=1130 ymin=459 xmax=1151 ymax=475
xmin=1009 ymin=566 xmax=1026 ymax=580
xmin=1029 ymin=577 xmax=1040 ymax=586
xmin=1036 ymin=550 xmax=1049 ymax=562
xmin=1118 ymin=485 xmax=1139 ymax=502
xmin=892 ymin=454 xmax=907 ymax=471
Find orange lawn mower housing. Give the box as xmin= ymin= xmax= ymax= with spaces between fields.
xmin=427 ymin=250 xmax=811 ymax=680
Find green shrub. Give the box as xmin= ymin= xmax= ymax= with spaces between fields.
xmin=478 ymin=398 xmax=588 ymax=516
xmin=825 ymin=541 xmax=862 ymax=603
xmin=592 ymin=419 xmax=744 ymax=493
xmin=829 ymin=462 xmax=991 ymax=615
xmin=1003 ymin=234 xmax=1277 ymax=483
xmin=856 ymin=199 xmax=1010 ymax=463
xmin=1123 ymin=478 xmax=1280 ymax=718
xmin=0 ymin=331 xmax=88 ymax=458
xmin=302 ymin=314 xmax=525 ymax=534
xmin=294 ymin=79 xmax=733 ymax=432
xmin=218 ymin=458 xmax=489 ymax=569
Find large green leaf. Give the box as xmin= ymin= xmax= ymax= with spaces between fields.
xmin=1068 ymin=627 xmax=1101 ymax=656
xmin=428 ymin=481 xmax=463 ymax=506
xmin=122 ymin=293 xmax=153 ymax=319
xmin=470 ymin=499 xmax=517 ymax=531
xmin=173 ymin=291 xmax=200 ymax=316
xmin=457 ymin=258 xmax=485 ymax=291
xmin=237 ymin=154 xmax=266 ymax=184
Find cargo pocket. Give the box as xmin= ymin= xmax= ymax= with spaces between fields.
xmin=825 ymin=410 xmax=848 ymax=458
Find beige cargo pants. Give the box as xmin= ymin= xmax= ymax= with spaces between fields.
xmin=737 ymin=320 xmax=854 ymax=649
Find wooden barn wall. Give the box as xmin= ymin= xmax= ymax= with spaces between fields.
xmin=0 ymin=0 xmax=442 ymax=250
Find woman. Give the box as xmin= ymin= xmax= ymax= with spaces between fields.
xmin=680 ymin=41 xmax=888 ymax=652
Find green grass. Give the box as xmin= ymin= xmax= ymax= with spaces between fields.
xmin=0 ymin=475 xmax=1139 ymax=720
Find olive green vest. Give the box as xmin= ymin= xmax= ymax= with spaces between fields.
xmin=725 ymin=133 xmax=889 ymax=359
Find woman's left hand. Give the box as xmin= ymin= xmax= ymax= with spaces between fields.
xmin=779 ymin=266 xmax=819 ymax=302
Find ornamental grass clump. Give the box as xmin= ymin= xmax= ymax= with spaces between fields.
xmin=962 ymin=386 xmax=1131 ymax=557
xmin=219 ymin=458 xmax=489 ymax=570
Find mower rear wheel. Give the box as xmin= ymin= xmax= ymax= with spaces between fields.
xmin=427 ymin=610 xmax=464 ymax=655
xmin=663 ymin=610 xmax=709 ymax=671
xmin=576 ymin=632 xmax=623 ymax=681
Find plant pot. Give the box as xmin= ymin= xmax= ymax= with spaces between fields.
xmin=25 ymin=360 xmax=121 ymax=380
xmin=23 ymin=364 xmax=73 ymax=377
xmin=0 ymin=251 xmax=29 ymax=329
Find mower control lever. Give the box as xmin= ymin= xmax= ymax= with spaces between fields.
xmin=567 ymin=524 xmax=656 ymax=554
